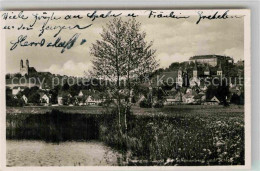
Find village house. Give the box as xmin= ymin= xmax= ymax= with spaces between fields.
xmin=193 ymin=94 xmax=206 ymax=104
xmin=39 ymin=93 xmax=51 ymax=104
xmin=164 ymin=91 xmax=182 ymax=105
xmin=182 ymin=93 xmax=195 ymax=104
xmin=203 ymin=96 xmax=220 ymax=105
xmin=57 ymin=91 xmax=72 ymax=105
xmin=136 ymin=94 xmax=146 ymax=105
xmin=12 ymin=86 xmax=26 ymax=95
xmin=85 ymin=94 xmax=103 ymax=105
xmin=21 ymin=95 xmax=28 ymax=104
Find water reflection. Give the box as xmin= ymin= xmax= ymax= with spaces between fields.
xmin=7 ymin=140 xmax=121 ymax=166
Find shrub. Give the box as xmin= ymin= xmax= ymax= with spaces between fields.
xmin=140 ymin=99 xmax=152 ymax=108
xmin=153 ymin=101 xmax=164 ymax=108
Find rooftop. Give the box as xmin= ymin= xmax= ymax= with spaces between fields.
xmin=189 ymin=55 xmax=232 ymax=60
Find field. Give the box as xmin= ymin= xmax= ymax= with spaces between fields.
xmin=6 ymin=105 xmax=244 ymax=166
xmin=6 ymin=105 xmax=244 ymax=116
xmin=6 ymin=106 xmax=107 ymax=115
xmin=100 ymin=105 xmax=244 ymax=165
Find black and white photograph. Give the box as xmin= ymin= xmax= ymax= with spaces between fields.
xmin=0 ymin=10 xmax=250 ymax=169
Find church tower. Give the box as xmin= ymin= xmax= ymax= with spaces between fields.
xmin=26 ymin=59 xmax=29 ymax=68
xmin=204 ymin=63 xmax=210 ymax=76
xmin=20 ymin=59 xmax=29 ymax=76
xmin=193 ymin=62 xmax=198 ymax=78
xmin=177 ymin=67 xmax=183 ymax=87
xmin=20 ymin=59 xmax=23 ymax=70
xmin=217 ymin=63 xmax=223 ymax=76
xmin=183 ymin=64 xmax=189 ymax=87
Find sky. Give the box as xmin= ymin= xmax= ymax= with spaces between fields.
xmin=4 ymin=11 xmax=244 ymax=77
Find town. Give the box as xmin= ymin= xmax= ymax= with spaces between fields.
xmin=6 ymin=55 xmax=244 ymax=108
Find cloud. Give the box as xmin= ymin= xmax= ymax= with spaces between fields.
xmin=157 ymin=52 xmax=194 ymax=68
xmin=223 ymin=47 xmax=244 ymax=62
xmin=6 ymin=14 xmax=244 ymax=75
xmin=45 ymin=60 xmax=93 ymax=77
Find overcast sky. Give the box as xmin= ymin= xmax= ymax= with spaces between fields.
xmin=5 ymin=11 xmax=244 ymax=77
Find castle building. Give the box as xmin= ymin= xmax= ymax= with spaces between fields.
xmin=189 ymin=55 xmax=234 ymax=67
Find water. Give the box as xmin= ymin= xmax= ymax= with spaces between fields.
xmin=7 ymin=140 xmax=122 ymax=166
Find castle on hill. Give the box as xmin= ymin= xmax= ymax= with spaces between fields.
xmin=189 ymin=55 xmax=234 ymax=67
xmin=151 ymin=55 xmax=235 ymax=88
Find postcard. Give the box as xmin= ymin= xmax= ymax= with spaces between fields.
xmin=0 ymin=9 xmax=251 ymax=170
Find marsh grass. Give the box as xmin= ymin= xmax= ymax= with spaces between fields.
xmin=99 ymin=108 xmax=244 ymax=166
xmin=6 ymin=106 xmax=244 ymax=166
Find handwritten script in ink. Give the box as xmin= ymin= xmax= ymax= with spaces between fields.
xmin=1 ymin=10 xmax=243 ymax=53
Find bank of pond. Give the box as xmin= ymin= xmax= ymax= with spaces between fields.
xmin=6 ymin=109 xmax=245 ymax=166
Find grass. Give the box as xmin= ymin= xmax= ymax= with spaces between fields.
xmin=99 ymin=105 xmax=244 ymax=165
xmin=6 ymin=106 xmax=107 ymax=115
xmin=6 ymin=105 xmax=244 ymax=116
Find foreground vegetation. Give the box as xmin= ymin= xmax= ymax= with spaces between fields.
xmin=100 ymin=106 xmax=244 ymax=166
xmin=6 ymin=105 xmax=244 ymax=166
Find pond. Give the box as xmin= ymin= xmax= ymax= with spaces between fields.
xmin=7 ymin=140 xmax=122 ymax=166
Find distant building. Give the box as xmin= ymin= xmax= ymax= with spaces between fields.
xmin=40 ymin=93 xmax=50 ymax=104
xmin=86 ymin=95 xmax=103 ymax=105
xmin=236 ymin=60 xmax=244 ymax=67
xmin=204 ymin=64 xmax=210 ymax=76
xmin=190 ymin=63 xmax=200 ymax=87
xmin=57 ymin=91 xmax=72 ymax=105
xmin=164 ymin=94 xmax=182 ymax=105
xmin=21 ymin=95 xmax=28 ymax=104
xmin=12 ymin=86 xmax=26 ymax=95
xmin=20 ymin=59 xmax=37 ymax=76
xmin=189 ymin=55 xmax=234 ymax=67
xmin=203 ymin=96 xmax=220 ymax=105
xmin=217 ymin=63 xmax=223 ymax=76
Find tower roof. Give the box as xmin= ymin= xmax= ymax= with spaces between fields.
xmin=205 ymin=64 xmax=210 ymax=72
xmin=183 ymin=65 xmax=187 ymax=72
xmin=217 ymin=63 xmax=222 ymax=71
xmin=193 ymin=63 xmax=198 ymax=71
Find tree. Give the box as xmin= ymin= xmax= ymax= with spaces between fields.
xmin=28 ymin=93 xmax=40 ymax=104
xmin=231 ymin=93 xmax=240 ymax=104
xmin=90 ymin=18 xmax=158 ymax=160
xmin=62 ymin=81 xmax=70 ymax=91
xmin=216 ymin=79 xmax=230 ymax=106
xmin=69 ymin=84 xmax=80 ymax=97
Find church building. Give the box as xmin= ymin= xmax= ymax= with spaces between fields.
xmin=20 ymin=59 xmax=37 ymax=76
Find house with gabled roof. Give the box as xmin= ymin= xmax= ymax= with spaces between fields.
xmin=85 ymin=92 xmax=104 ymax=105
xmin=164 ymin=91 xmax=182 ymax=105
xmin=57 ymin=91 xmax=72 ymax=105
xmin=203 ymin=95 xmax=220 ymax=105
xmin=182 ymin=93 xmax=195 ymax=104
xmin=12 ymin=86 xmax=26 ymax=95
xmin=193 ymin=93 xmax=206 ymax=104
xmin=21 ymin=95 xmax=28 ymax=104
xmin=39 ymin=92 xmax=51 ymax=104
